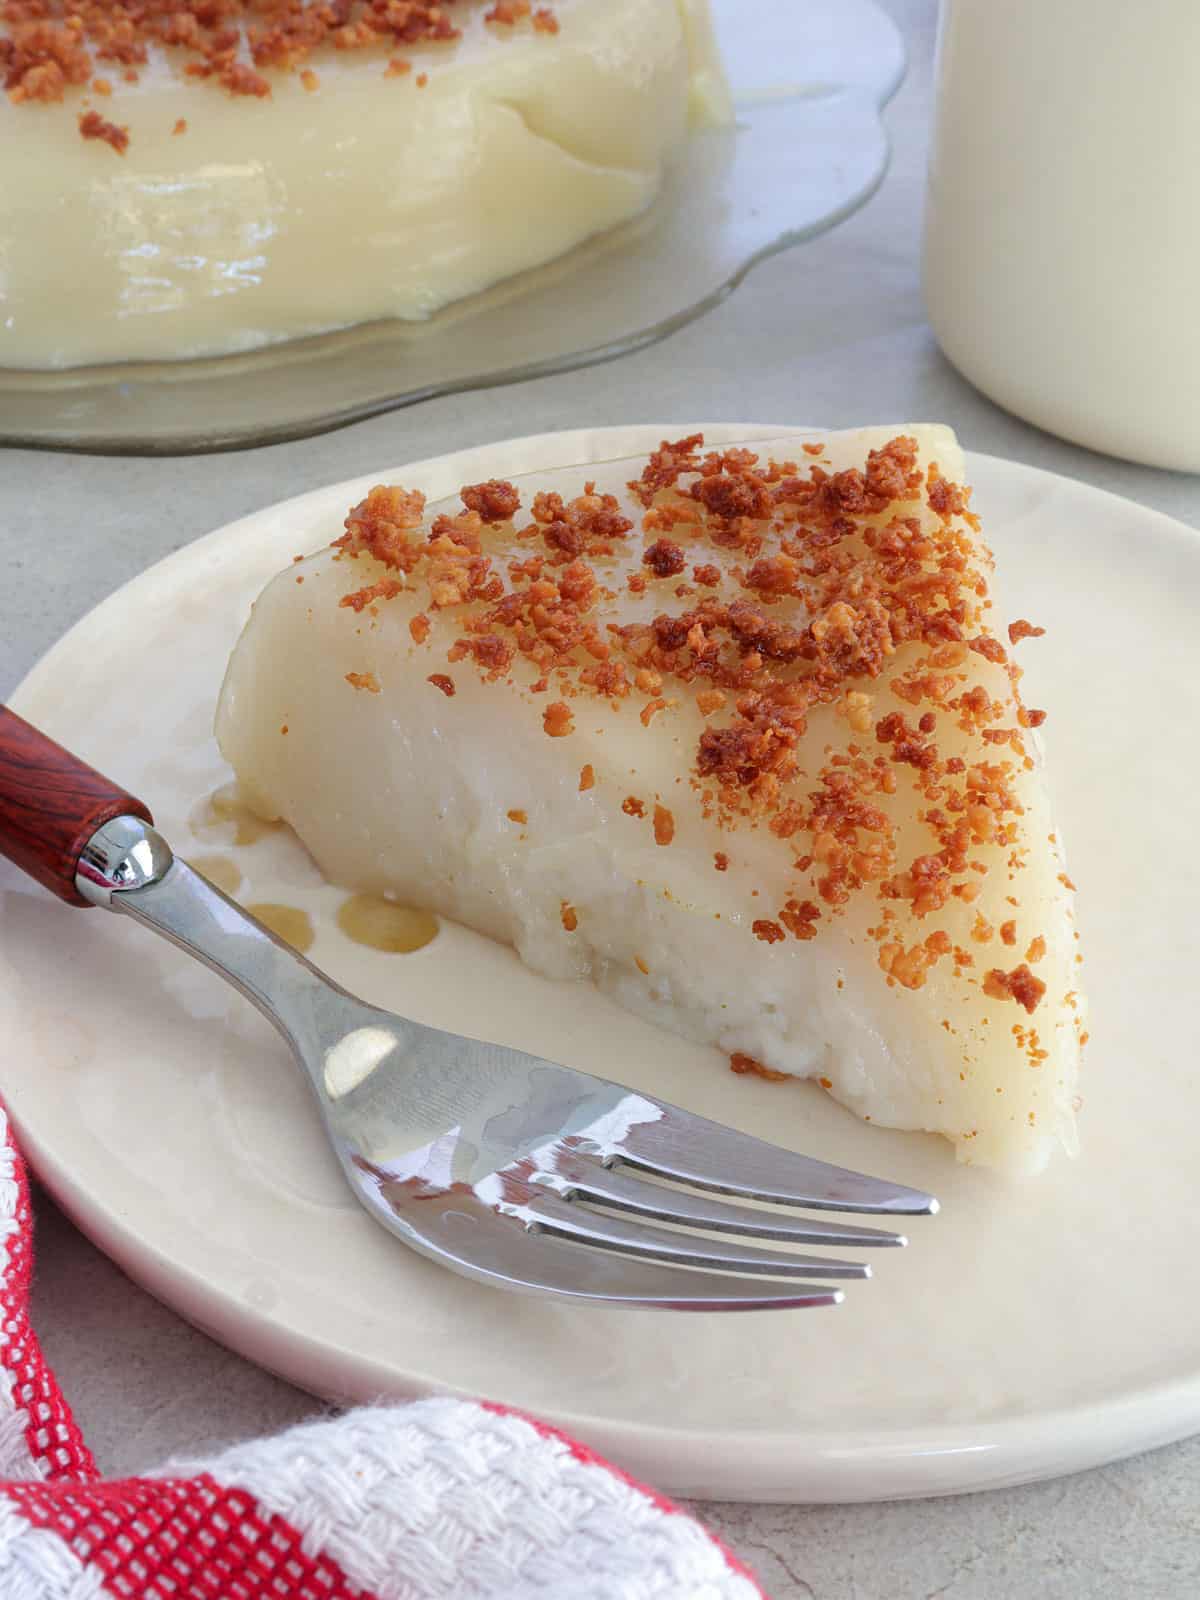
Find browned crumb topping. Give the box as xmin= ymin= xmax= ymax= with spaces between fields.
xmin=578 ymin=763 xmax=595 ymax=791
xmin=542 ymin=700 xmax=572 ymax=737
xmin=643 ymin=539 xmax=686 ymax=578
xmin=345 ymin=670 xmax=380 ymax=693
xmin=729 ymin=1051 xmax=790 ymax=1083
xmin=329 ymin=433 xmax=1068 ymax=1018
xmin=779 ymin=898 xmax=819 ymax=940
xmin=713 ymin=851 xmax=728 ymax=871
xmin=428 ymin=673 xmax=455 ymax=697
xmin=877 ymin=929 xmax=952 ymax=990
xmin=1009 ymin=619 xmax=1045 ymax=645
xmin=560 ymin=900 xmax=577 ymax=932
xmin=171 ymin=114 xmax=186 ymax=133
xmin=982 ymin=963 xmax=1046 ymax=1014
xmin=485 ymin=0 xmax=557 ymax=28
xmin=3 ymin=0 xmax=559 ymax=144
xmin=462 ymin=479 xmax=521 ymax=523
xmin=506 ymin=808 xmax=527 ymax=824
xmin=77 ymin=107 xmax=127 ymax=151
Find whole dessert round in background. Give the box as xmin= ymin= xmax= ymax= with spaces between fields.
xmin=0 ymin=0 xmax=730 ymax=370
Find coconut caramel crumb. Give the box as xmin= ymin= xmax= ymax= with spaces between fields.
xmin=1009 ymin=619 xmax=1045 ymax=645
xmin=644 ymin=539 xmax=686 ymax=578
xmin=779 ymin=899 xmax=819 ymax=940
xmin=983 ymin=963 xmax=1046 ymax=1014
xmin=729 ymin=1051 xmax=790 ymax=1083
xmin=462 ymin=479 xmax=520 ymax=523
xmin=2 ymin=1 xmax=562 ymax=148
xmin=78 ymin=108 xmax=127 ymax=152
xmin=542 ymin=701 xmax=573 ymax=737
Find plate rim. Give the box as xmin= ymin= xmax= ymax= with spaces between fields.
xmin=8 ymin=422 xmax=1200 ymax=1503
xmin=21 ymin=1147 xmax=1200 ymax=1503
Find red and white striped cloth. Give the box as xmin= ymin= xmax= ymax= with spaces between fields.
xmin=0 ymin=1106 xmax=768 ymax=1599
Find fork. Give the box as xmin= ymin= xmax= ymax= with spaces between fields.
xmin=0 ymin=706 xmax=936 ymax=1310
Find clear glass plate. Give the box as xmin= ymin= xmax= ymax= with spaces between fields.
xmin=0 ymin=1 xmax=903 ymax=455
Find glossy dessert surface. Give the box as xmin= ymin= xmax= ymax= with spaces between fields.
xmin=217 ymin=425 xmax=1086 ymax=1174
xmin=1 ymin=0 xmax=729 ymax=368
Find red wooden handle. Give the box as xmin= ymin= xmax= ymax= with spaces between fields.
xmin=0 ymin=706 xmax=153 ymax=906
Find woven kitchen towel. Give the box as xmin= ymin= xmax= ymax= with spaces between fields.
xmin=0 ymin=1105 xmax=767 ymax=1599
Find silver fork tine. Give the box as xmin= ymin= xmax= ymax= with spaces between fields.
xmin=609 ymin=1099 xmax=939 ymax=1216
xmin=407 ymin=1199 xmax=848 ymax=1309
xmin=521 ymin=1191 xmax=869 ymax=1279
xmin=539 ymin=1151 xmax=908 ymax=1247
xmin=62 ymin=809 xmax=936 ymax=1307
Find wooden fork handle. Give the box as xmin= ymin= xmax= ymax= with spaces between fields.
xmin=0 ymin=706 xmax=153 ymax=906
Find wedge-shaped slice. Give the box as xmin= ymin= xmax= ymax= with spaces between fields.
xmin=217 ymin=426 xmax=1086 ymax=1174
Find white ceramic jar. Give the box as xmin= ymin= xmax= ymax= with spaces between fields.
xmin=922 ymin=0 xmax=1200 ymax=472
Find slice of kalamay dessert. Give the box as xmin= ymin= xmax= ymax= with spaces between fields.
xmin=217 ymin=427 xmax=1086 ymax=1174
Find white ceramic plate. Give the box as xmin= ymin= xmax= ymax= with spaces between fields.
xmin=0 ymin=0 xmax=903 ymax=454
xmin=2 ymin=426 xmax=1197 ymax=1503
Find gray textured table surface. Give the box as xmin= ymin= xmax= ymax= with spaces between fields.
xmin=3 ymin=3 xmax=1199 ymax=1596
